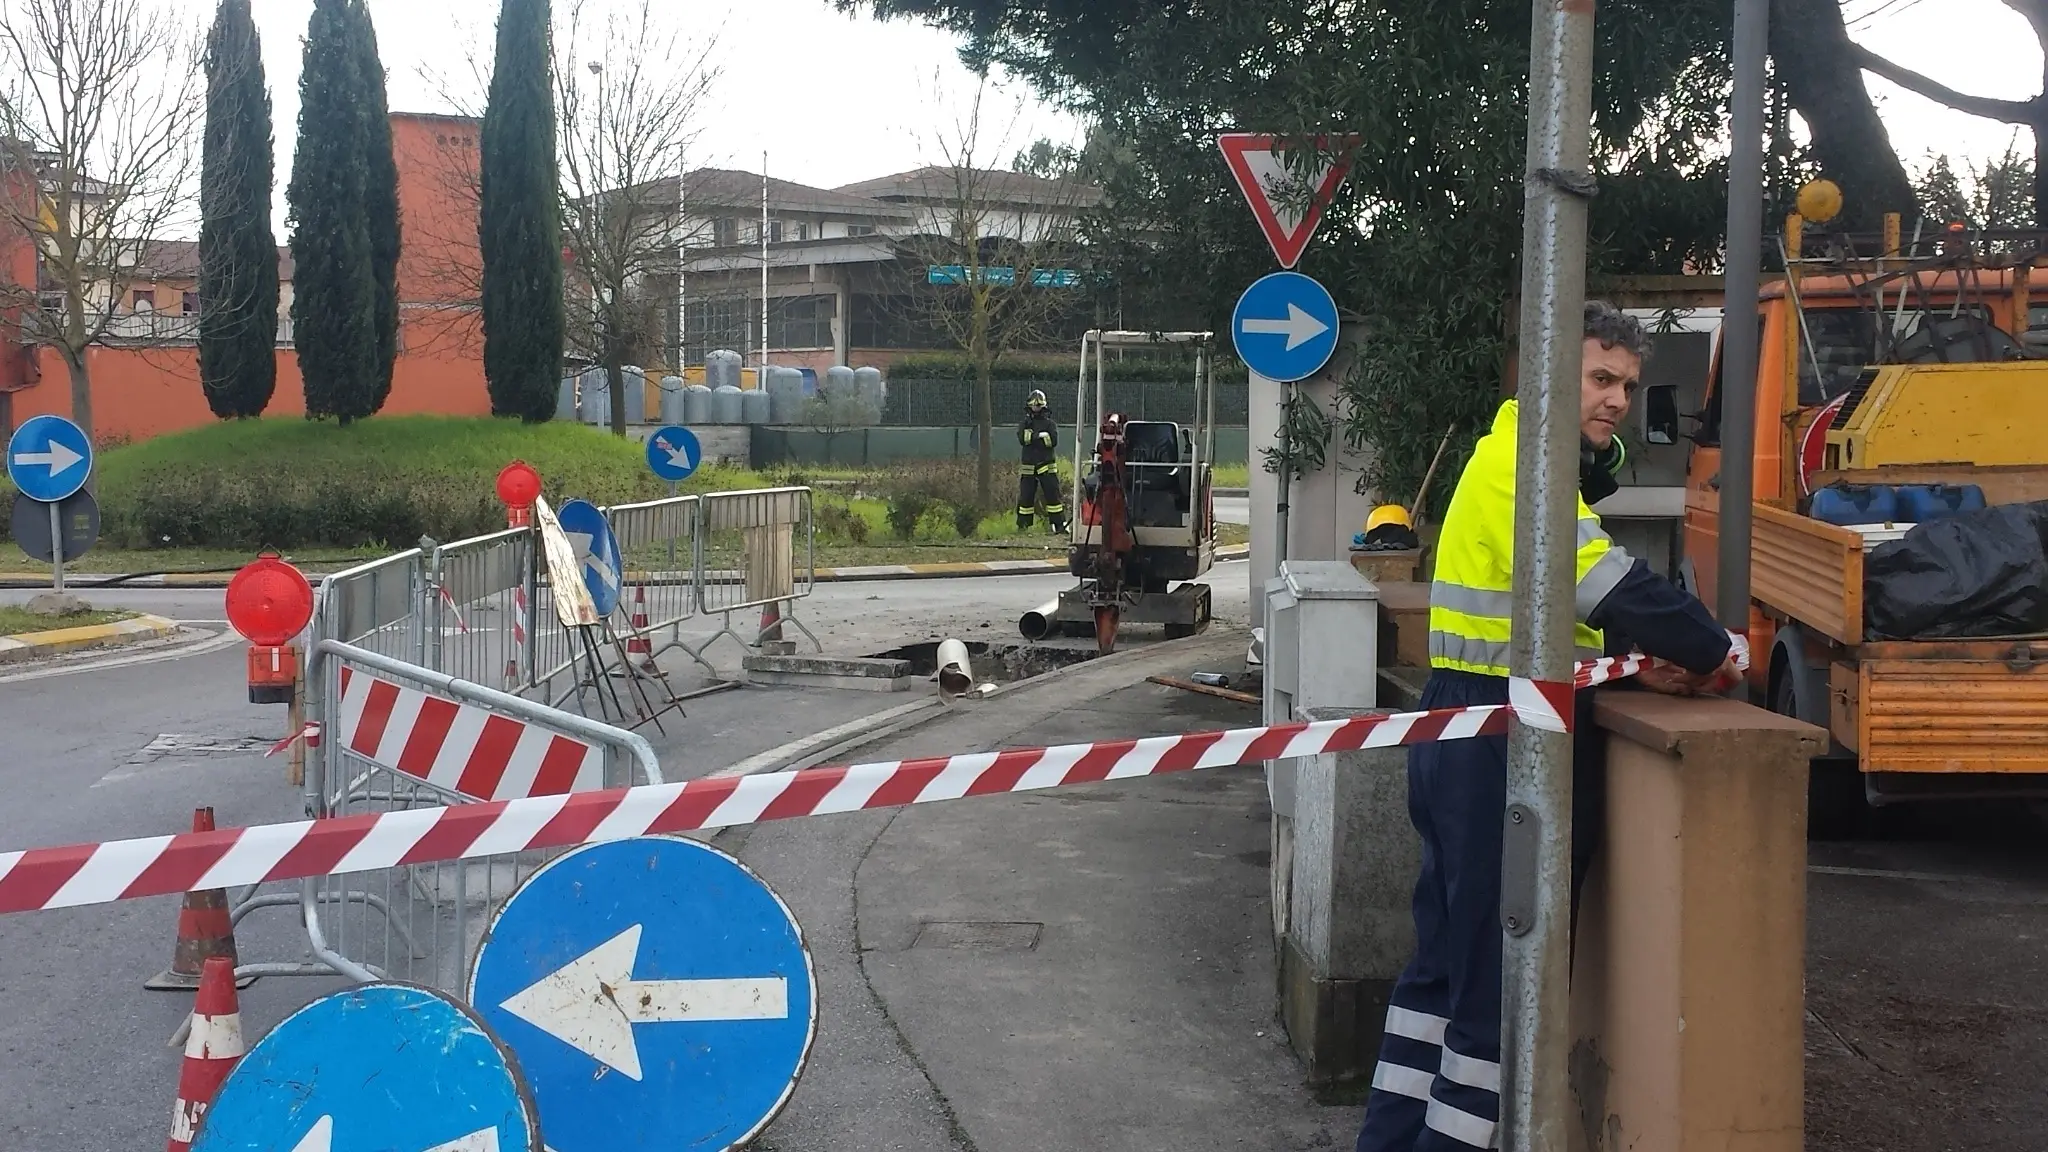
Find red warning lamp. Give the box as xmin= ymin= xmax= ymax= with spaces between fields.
xmin=497 ymin=460 xmax=543 ymax=528
xmin=226 ymin=553 xmax=315 ymax=705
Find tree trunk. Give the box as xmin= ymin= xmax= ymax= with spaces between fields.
xmin=973 ymin=334 xmax=993 ymax=509
xmin=1769 ymin=0 xmax=1918 ymax=230
xmin=63 ymin=347 xmax=93 ymax=440
xmin=606 ymin=355 xmax=626 ymax=437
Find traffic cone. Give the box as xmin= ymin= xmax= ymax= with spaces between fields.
xmin=166 ymin=955 xmax=246 ymax=1152
xmin=626 ymin=586 xmax=661 ymax=674
xmin=759 ymin=600 xmax=784 ymax=645
xmin=145 ymin=809 xmax=252 ymax=992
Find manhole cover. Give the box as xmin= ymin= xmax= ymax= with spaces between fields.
xmin=910 ymin=921 xmax=1044 ymax=952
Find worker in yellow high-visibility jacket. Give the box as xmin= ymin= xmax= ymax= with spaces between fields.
xmin=1017 ymin=389 xmax=1068 ymax=534
xmin=1355 ymin=302 xmax=1738 ymax=1152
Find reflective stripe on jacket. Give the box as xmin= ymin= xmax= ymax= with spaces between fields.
xmin=1427 ymin=399 xmax=1633 ymax=676
xmin=1019 ymin=411 xmax=1059 ymax=466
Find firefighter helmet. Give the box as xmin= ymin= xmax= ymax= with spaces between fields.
xmin=1027 ymin=389 xmax=1048 ymax=410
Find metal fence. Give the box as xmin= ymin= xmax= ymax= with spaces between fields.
xmin=883 ymin=377 xmax=1252 ymax=427
xmin=299 ymin=642 xmax=661 ymax=991
xmin=196 ymin=485 xmax=821 ymax=1007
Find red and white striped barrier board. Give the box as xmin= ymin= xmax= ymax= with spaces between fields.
xmin=334 ymin=666 xmax=603 ymax=801
xmin=0 ymin=641 xmax=1748 ymax=916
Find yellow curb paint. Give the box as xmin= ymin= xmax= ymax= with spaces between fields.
xmin=0 ymin=614 xmax=179 ymax=656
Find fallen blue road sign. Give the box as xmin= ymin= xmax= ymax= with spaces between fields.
xmin=554 ymin=498 xmax=624 ymax=618
xmin=191 ymin=983 xmax=539 ymax=1152
xmin=468 ymin=835 xmax=818 ymax=1152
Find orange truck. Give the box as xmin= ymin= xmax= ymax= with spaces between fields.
xmin=1678 ymin=212 xmax=2048 ymax=835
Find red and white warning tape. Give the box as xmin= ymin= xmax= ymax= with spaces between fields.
xmin=0 ymin=640 xmax=1750 ymax=916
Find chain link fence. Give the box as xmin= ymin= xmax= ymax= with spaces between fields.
xmin=880 ymin=378 xmax=1251 ymax=427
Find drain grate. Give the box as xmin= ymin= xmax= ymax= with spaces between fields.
xmin=910 ymin=920 xmax=1044 ymax=952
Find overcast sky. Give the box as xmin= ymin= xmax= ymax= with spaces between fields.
xmin=238 ymin=0 xmax=2033 ymax=224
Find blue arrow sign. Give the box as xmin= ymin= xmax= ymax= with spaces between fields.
xmin=554 ymin=499 xmax=623 ymax=618
xmin=5 ymin=414 xmax=92 ymax=503
xmin=1230 ymin=271 xmax=1340 ymax=383
xmin=468 ymin=836 xmax=818 ymax=1152
xmin=645 ymin=425 xmax=701 ymax=483
xmin=191 ymin=983 xmax=539 ymax=1152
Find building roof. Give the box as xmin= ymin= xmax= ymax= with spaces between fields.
xmin=834 ymin=166 xmax=1103 ymax=210
xmin=652 ymin=169 xmax=915 ymax=221
xmin=136 ymin=239 xmax=294 ymax=282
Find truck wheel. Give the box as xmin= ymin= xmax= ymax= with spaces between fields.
xmin=1773 ymin=662 xmax=1870 ymax=840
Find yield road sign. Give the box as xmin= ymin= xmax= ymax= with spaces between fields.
xmin=5 ymin=414 xmax=92 ymax=502
xmin=467 ymin=835 xmax=818 ymax=1152
xmin=190 ymin=983 xmax=539 ymax=1152
xmin=1217 ymin=133 xmax=1357 ymax=269
xmin=554 ymin=498 xmax=623 ymax=618
xmin=9 ymin=490 xmax=98 ymax=564
xmin=645 ymin=424 xmax=701 ymax=482
xmin=1232 ymin=271 xmax=1340 ymax=382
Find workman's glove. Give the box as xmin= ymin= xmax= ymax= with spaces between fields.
xmin=1579 ymin=434 xmax=1626 ymax=505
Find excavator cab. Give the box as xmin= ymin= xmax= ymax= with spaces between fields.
xmin=1028 ymin=331 xmax=1218 ymax=652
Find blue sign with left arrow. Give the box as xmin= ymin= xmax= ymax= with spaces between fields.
xmin=645 ymin=425 xmax=701 ymax=483
xmin=468 ymin=836 xmax=818 ymax=1152
xmin=1231 ymin=270 xmax=1340 ymax=383
xmin=554 ymin=499 xmax=624 ymax=618
xmin=191 ymin=983 xmax=540 ymax=1152
xmin=5 ymin=414 xmax=92 ymax=503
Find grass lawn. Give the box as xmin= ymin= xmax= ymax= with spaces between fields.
xmin=0 ymin=606 xmax=136 ymax=636
xmin=0 ymin=543 xmax=386 ymax=576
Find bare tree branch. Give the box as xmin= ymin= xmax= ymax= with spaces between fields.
xmin=1848 ymin=41 xmax=2041 ymax=124
xmin=0 ymin=0 xmax=203 ymax=437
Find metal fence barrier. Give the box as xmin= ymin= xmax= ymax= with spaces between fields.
xmin=299 ymin=641 xmax=661 ymax=991
xmin=696 ymin=486 xmax=819 ymax=651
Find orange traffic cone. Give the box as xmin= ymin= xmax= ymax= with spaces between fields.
xmin=146 ymin=809 xmax=251 ymax=992
xmin=625 ymin=586 xmax=662 ymax=674
xmin=166 ymin=955 xmax=246 ymax=1151
xmin=758 ymin=600 xmax=784 ymax=645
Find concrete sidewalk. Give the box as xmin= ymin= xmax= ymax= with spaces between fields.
xmin=729 ymin=624 xmax=1362 ymax=1151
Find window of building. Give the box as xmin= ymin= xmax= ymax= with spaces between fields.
xmin=182 ymin=290 xmax=200 ymax=314
xmin=712 ymin=217 xmax=739 ymax=246
xmin=791 ymin=222 xmax=810 ymax=242
xmin=768 ymin=294 xmax=835 ymax=349
xmin=131 ymin=288 xmax=155 ymax=311
xmin=847 ymin=224 xmax=876 ymax=237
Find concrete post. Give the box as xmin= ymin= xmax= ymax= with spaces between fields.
xmin=1281 ymin=704 xmax=1423 ymax=1084
xmin=1568 ymin=693 xmax=1823 ymax=1152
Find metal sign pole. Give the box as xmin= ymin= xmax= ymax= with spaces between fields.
xmin=1503 ymin=0 xmax=1596 ymax=1147
xmin=48 ymin=500 xmax=63 ymax=593
xmin=1716 ymin=0 xmax=1769 ymax=668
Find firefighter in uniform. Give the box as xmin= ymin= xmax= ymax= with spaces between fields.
xmin=1354 ymin=302 xmax=1741 ymax=1152
xmin=1017 ymin=389 xmax=1069 ymax=533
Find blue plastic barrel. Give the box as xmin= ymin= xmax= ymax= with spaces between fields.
xmin=1892 ymin=483 xmax=1987 ymax=523
xmin=1809 ymin=484 xmax=1897 ymax=526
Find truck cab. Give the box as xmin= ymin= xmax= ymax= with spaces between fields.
xmin=1680 ymin=227 xmax=2048 ymax=835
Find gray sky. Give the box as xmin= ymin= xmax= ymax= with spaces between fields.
xmin=241 ymin=0 xmax=2032 ymax=219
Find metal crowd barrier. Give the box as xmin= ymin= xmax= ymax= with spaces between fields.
xmin=297 ymin=641 xmax=662 ymax=990
xmin=696 ymin=486 xmax=820 ymax=651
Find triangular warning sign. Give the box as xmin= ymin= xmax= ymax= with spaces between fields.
xmin=1218 ymin=133 xmax=1357 ymax=269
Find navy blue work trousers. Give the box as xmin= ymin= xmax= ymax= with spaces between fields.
xmin=1353 ymin=668 xmax=1603 ymax=1152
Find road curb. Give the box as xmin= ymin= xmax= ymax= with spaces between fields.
xmin=0 ymin=613 xmax=183 ymax=664
xmin=0 ymin=545 xmax=1253 ymax=590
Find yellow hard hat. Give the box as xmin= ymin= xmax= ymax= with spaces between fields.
xmin=1366 ymin=504 xmax=1413 ymax=533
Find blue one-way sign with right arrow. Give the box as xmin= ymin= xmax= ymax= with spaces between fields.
xmin=5 ymin=414 xmax=93 ymax=503
xmin=1231 ymin=270 xmax=1340 ymax=383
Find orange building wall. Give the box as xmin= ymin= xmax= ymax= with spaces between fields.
xmin=4 ymin=111 xmax=494 ymax=442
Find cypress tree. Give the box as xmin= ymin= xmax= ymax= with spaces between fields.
xmin=197 ymin=0 xmax=278 ymax=419
xmin=348 ymin=0 xmax=402 ymax=411
xmin=288 ymin=0 xmax=378 ymax=423
xmin=479 ymin=0 xmax=565 ymax=422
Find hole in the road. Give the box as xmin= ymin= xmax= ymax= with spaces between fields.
xmin=864 ymin=639 xmax=1101 ymax=684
